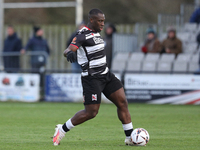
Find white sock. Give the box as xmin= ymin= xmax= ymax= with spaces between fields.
xmin=61 ymin=118 xmax=75 ymax=133
xmin=66 ymin=118 xmax=75 ymax=130
xmin=122 ymin=122 xmax=133 ymax=138
xmin=122 ymin=122 xmax=133 ymax=130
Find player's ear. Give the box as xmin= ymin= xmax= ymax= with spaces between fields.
xmin=90 ymin=17 xmax=93 ymax=23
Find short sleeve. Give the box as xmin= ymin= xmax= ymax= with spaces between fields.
xmin=70 ymin=34 xmax=85 ymax=49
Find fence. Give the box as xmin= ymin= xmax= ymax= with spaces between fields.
xmin=158 ymin=3 xmax=196 ymax=26
xmin=0 ymin=51 xmax=49 ymax=73
xmin=180 ymin=3 xmax=195 ymax=24
xmin=2 ymin=25 xmax=77 ymax=71
xmin=158 ymin=14 xmax=181 ymax=27
xmin=1 ymin=24 xmax=139 ymax=71
xmin=112 ymin=33 xmax=138 ymax=56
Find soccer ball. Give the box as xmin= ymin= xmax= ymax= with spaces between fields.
xmin=131 ymin=128 xmax=150 ymax=146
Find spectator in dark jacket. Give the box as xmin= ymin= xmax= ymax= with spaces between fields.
xmin=3 ymin=25 xmax=22 ymax=72
xmin=104 ymin=23 xmax=116 ymax=69
xmin=190 ymin=7 xmax=200 ymax=24
xmin=22 ymin=26 xmax=50 ymax=73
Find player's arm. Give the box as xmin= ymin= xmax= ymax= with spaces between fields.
xmin=63 ymin=45 xmax=78 ymax=63
xmin=63 ymin=34 xmax=84 ymax=63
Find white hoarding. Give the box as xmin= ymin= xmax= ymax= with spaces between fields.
xmin=124 ymin=74 xmax=200 ymax=104
xmin=0 ymin=73 xmax=40 ymax=102
xmin=125 ymin=74 xmax=200 ymax=90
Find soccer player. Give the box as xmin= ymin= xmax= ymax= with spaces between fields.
xmin=52 ymin=8 xmax=134 ymax=146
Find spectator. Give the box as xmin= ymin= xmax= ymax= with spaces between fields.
xmin=3 ymin=25 xmax=22 ymax=72
xmin=190 ymin=7 xmax=200 ymax=24
xmin=141 ymin=28 xmax=161 ymax=53
xmin=23 ymin=26 xmax=50 ymax=73
xmin=66 ymin=22 xmax=85 ymax=72
xmin=196 ymin=31 xmax=200 ymax=48
xmin=104 ymin=23 xmax=116 ymax=69
xmin=161 ymin=28 xmax=182 ymax=56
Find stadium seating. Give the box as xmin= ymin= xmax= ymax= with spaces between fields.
xmin=175 ymin=53 xmax=192 ymax=62
xmin=159 ymin=54 xmax=175 ymax=63
xmin=111 ymin=52 xmax=130 ymax=72
xmin=157 ymin=61 xmax=172 ymax=73
xmin=112 ymin=52 xmax=130 ymax=61
xmin=144 ymin=53 xmax=160 ymax=62
xmin=176 ymin=32 xmax=191 ymax=42
xmin=129 ymin=53 xmax=145 ymax=62
xmin=111 ymin=22 xmax=200 ymax=75
xmin=111 ymin=51 xmax=199 ymax=74
xmin=126 ymin=61 xmax=142 ymax=72
xmin=191 ymin=54 xmax=200 ymax=63
xmin=183 ymin=23 xmax=198 ymax=33
xmin=141 ymin=61 xmax=157 ymax=73
xmin=172 ymin=61 xmax=188 ymax=73
xmin=188 ymin=62 xmax=199 ymax=73
xmin=111 ymin=61 xmax=127 ymax=72
xmin=189 ymin=35 xmax=197 ymax=43
xmin=183 ymin=43 xmax=198 ymax=53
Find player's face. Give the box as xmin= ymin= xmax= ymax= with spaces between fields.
xmin=92 ymin=13 xmax=105 ymax=32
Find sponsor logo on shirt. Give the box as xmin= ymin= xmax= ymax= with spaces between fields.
xmin=86 ymin=33 xmax=94 ymax=37
xmin=93 ymin=37 xmax=104 ymax=44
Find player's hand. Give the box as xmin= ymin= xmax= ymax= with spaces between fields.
xmin=66 ymin=51 xmax=77 ymax=63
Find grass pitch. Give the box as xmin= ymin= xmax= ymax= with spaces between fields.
xmin=0 ymin=102 xmax=199 ymax=150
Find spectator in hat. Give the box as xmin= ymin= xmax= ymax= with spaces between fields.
xmin=22 ymin=26 xmax=50 ymax=73
xmin=161 ymin=28 xmax=182 ymax=56
xmin=104 ymin=23 xmax=117 ymax=69
xmin=141 ymin=28 xmax=161 ymax=53
xmin=3 ymin=25 xmax=22 ymax=72
xmin=190 ymin=7 xmax=200 ymax=24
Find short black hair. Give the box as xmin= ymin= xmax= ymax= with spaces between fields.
xmin=88 ymin=8 xmax=103 ymax=18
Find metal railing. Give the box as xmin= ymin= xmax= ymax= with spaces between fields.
xmin=0 ymin=23 xmax=195 ymax=73
xmin=112 ymin=33 xmax=138 ymax=56
xmin=158 ymin=13 xmax=181 ymax=26
xmin=0 ymin=51 xmax=49 ymax=73
xmin=180 ymin=3 xmax=195 ymax=25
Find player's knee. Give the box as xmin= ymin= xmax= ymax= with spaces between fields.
xmin=118 ymin=98 xmax=128 ymax=109
xmin=86 ymin=110 xmax=98 ymax=119
xmin=90 ymin=111 xmax=98 ymax=119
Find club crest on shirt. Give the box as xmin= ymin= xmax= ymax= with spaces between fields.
xmin=93 ymin=37 xmax=104 ymax=44
xmin=92 ymin=94 xmax=97 ymax=101
xmin=71 ymin=37 xmax=77 ymax=44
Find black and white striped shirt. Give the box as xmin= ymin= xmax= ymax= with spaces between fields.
xmin=70 ymin=26 xmax=108 ymax=76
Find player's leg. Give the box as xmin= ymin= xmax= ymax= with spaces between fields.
xmin=53 ymin=75 xmax=102 ymax=146
xmin=108 ymin=87 xmax=131 ymax=124
xmin=64 ymin=103 xmax=100 ymax=127
xmin=103 ymin=73 xmax=134 ymax=145
xmin=53 ymin=103 xmax=100 ymax=146
xmin=107 ymin=88 xmax=134 ymax=145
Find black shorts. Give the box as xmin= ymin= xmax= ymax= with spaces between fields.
xmin=81 ymin=71 xmax=123 ymax=105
